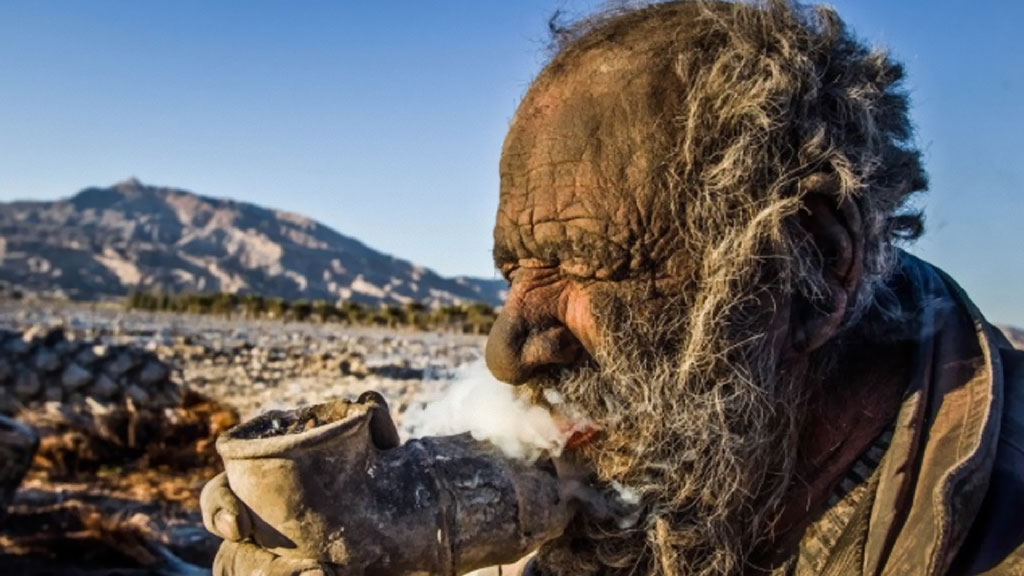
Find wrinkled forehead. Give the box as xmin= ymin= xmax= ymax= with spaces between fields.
xmin=501 ymin=46 xmax=652 ymax=176
xmin=495 ymin=45 xmax=673 ymax=272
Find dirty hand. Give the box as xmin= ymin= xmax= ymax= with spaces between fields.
xmin=212 ymin=540 xmax=334 ymax=576
xmin=201 ymin=391 xmax=399 ymax=575
xmin=203 ymin=465 xmax=341 ymax=575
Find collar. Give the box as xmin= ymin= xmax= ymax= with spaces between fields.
xmin=858 ymin=253 xmax=1004 ymax=576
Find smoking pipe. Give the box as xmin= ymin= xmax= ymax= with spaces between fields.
xmin=214 ymin=394 xmax=574 ymax=575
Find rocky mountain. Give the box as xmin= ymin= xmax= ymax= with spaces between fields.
xmin=0 ymin=179 xmax=506 ymax=306
xmin=1001 ymin=325 xmax=1024 ymax=350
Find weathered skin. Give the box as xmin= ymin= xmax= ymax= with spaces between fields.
xmin=487 ymin=40 xmax=685 ymax=384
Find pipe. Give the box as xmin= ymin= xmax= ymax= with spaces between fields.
xmin=215 ymin=397 xmax=573 ymax=575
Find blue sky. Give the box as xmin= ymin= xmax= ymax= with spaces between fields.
xmin=0 ymin=1 xmax=1021 ymax=324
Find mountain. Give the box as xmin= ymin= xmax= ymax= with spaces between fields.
xmin=0 ymin=179 xmax=506 ymax=306
xmin=1001 ymin=325 xmax=1024 ymax=350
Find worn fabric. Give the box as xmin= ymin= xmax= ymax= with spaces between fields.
xmin=779 ymin=253 xmax=1024 ymax=576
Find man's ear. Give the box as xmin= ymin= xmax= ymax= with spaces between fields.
xmin=789 ymin=173 xmax=864 ymax=354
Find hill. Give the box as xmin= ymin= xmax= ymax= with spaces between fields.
xmin=0 ymin=179 xmax=506 ymax=306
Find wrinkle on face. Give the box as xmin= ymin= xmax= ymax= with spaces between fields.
xmin=494 ymin=46 xmax=678 ymax=285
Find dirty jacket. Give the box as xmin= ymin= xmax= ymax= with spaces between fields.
xmin=783 ymin=253 xmax=1024 ymax=575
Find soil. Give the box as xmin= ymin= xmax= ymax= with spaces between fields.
xmin=0 ymin=390 xmax=238 ymax=575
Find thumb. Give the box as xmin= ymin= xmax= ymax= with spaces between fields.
xmin=201 ymin=472 xmax=253 ymax=541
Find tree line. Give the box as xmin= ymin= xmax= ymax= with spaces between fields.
xmin=123 ymin=291 xmax=498 ymax=334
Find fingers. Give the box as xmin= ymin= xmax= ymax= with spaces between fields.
xmin=214 ymin=541 xmax=336 ymax=576
xmin=201 ymin=472 xmax=253 ymax=541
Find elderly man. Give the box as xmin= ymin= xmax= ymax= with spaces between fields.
xmin=204 ymin=1 xmax=1024 ymax=574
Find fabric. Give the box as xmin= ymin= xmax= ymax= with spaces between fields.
xmin=782 ymin=253 xmax=1024 ymax=576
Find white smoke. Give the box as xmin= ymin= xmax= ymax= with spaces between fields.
xmin=402 ymin=360 xmax=567 ymax=462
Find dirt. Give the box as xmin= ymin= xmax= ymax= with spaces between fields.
xmin=0 ymin=389 xmax=238 ymax=575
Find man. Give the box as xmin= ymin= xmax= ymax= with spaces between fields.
xmin=204 ymin=1 xmax=1024 ymax=574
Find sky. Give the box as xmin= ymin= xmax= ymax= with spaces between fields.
xmin=0 ymin=1 xmax=1021 ymax=324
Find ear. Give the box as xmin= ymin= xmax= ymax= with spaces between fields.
xmin=789 ymin=173 xmax=864 ymax=353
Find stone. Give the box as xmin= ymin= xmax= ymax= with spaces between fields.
xmin=13 ymin=372 xmax=41 ymax=401
xmin=74 ymin=347 xmax=97 ymax=366
xmin=0 ymin=387 xmax=15 ymax=415
xmin=137 ymin=361 xmax=168 ymax=386
xmin=154 ymin=386 xmax=183 ymax=407
xmin=103 ymin=352 xmax=137 ymax=377
xmin=43 ymin=384 xmax=62 ymax=403
xmin=61 ymin=362 xmax=93 ymax=391
xmin=33 ymin=349 xmax=61 ymax=373
xmin=92 ymin=344 xmax=110 ymax=359
xmin=3 ymin=337 xmax=29 ymax=357
xmin=89 ymin=374 xmax=120 ymax=400
xmin=53 ymin=339 xmax=76 ymax=357
xmin=0 ymin=415 xmax=38 ymax=519
xmin=20 ymin=324 xmax=49 ymax=344
xmin=0 ymin=358 xmax=11 ymax=384
xmin=125 ymin=384 xmax=151 ymax=405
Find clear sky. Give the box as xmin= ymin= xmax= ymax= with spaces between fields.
xmin=0 ymin=1 xmax=1021 ymax=324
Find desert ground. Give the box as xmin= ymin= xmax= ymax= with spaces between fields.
xmin=0 ymin=301 xmax=484 ymax=575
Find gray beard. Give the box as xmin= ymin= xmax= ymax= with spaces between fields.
xmin=529 ymin=294 xmax=807 ymax=576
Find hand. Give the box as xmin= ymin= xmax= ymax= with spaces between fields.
xmin=203 ymin=472 xmax=335 ymax=576
xmin=200 ymin=471 xmax=251 ymax=543
xmin=212 ymin=541 xmax=335 ymax=576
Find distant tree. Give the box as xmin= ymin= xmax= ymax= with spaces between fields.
xmin=211 ymin=292 xmax=239 ymax=316
xmin=291 ymin=299 xmax=313 ymax=322
xmin=383 ymin=305 xmax=405 ymax=329
xmin=312 ymin=300 xmax=338 ymax=323
xmin=340 ymin=301 xmax=367 ymax=325
xmin=266 ymin=297 xmax=289 ymax=319
xmin=403 ymin=301 xmax=428 ymax=327
xmin=434 ymin=304 xmax=467 ymax=331
xmin=241 ymin=294 xmax=266 ymax=318
xmin=465 ymin=302 xmax=496 ymax=335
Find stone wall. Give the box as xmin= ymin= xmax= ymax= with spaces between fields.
xmin=0 ymin=326 xmax=180 ymax=416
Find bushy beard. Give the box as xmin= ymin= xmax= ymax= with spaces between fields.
xmin=528 ymin=290 xmax=807 ymax=576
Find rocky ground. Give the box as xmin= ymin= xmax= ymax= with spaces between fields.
xmin=0 ymin=301 xmax=484 ymax=425
xmin=0 ymin=301 xmax=485 ymax=575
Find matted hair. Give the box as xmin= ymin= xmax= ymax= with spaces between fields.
xmin=542 ymin=0 xmax=927 ymax=326
xmin=527 ymin=3 xmax=928 ymax=574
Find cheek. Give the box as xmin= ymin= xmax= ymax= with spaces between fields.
xmin=563 ymin=285 xmax=601 ymax=358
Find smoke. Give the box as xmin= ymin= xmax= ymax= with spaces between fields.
xmin=401 ymin=360 xmax=568 ymax=462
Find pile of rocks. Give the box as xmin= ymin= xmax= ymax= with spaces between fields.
xmin=0 ymin=303 xmax=487 ymax=422
xmin=0 ymin=326 xmax=180 ymax=416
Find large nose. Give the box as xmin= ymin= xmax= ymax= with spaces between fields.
xmin=485 ymin=303 xmax=584 ymax=385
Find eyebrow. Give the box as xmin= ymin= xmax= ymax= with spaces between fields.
xmin=492 ymin=242 xmax=517 ymax=270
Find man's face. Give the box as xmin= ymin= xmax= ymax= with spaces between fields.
xmin=487 ymin=45 xmax=682 ymax=386
xmin=487 ymin=47 xmax=807 ymax=576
